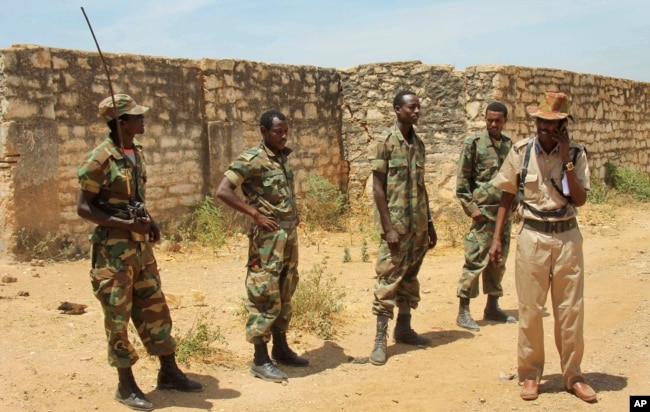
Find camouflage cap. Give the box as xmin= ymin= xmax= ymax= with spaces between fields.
xmin=526 ymin=92 xmax=571 ymax=120
xmin=98 ymin=94 xmax=149 ymax=121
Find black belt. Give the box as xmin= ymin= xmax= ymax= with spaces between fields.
xmin=523 ymin=217 xmax=578 ymax=234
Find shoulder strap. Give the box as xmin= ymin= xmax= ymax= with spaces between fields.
xmin=518 ymin=138 xmax=535 ymax=194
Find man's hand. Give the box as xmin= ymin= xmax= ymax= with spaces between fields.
xmin=488 ymin=238 xmax=503 ymax=266
xmin=130 ymin=216 xmax=151 ymax=236
xmin=252 ymin=210 xmax=280 ymax=231
xmin=385 ymin=228 xmax=400 ymax=254
xmin=552 ymin=125 xmax=572 ymax=163
xmin=149 ymin=218 xmax=161 ymax=243
xmin=428 ymin=222 xmax=437 ymax=249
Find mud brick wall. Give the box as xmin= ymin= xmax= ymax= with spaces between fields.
xmin=1 ymin=44 xmax=648 ymax=258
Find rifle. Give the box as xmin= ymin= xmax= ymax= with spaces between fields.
xmin=80 ymin=7 xmax=148 ymax=241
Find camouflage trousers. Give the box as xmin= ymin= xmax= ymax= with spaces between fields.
xmin=90 ymin=236 xmax=175 ymax=368
xmin=457 ymin=218 xmax=511 ymax=299
xmin=245 ymin=225 xmax=299 ymax=344
xmin=372 ymin=230 xmax=428 ymax=318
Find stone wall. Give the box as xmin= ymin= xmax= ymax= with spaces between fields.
xmin=0 ymin=45 xmax=344 ymax=257
xmin=1 ymin=44 xmax=648 ymax=259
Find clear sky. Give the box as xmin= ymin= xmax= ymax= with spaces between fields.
xmin=1 ymin=0 xmax=649 ymax=82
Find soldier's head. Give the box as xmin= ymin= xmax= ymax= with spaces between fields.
xmin=99 ymin=94 xmax=148 ymax=143
xmin=393 ymin=90 xmax=420 ymax=127
xmin=260 ymin=109 xmax=288 ymax=155
xmin=485 ymin=101 xmax=508 ymax=140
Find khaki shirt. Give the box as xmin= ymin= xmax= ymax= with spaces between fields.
xmin=491 ymin=136 xmax=590 ymax=222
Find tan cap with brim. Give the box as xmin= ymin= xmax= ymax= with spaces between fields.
xmin=98 ymin=94 xmax=149 ymax=121
xmin=526 ymin=91 xmax=571 ymax=120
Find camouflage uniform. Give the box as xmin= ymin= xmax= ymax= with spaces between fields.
xmin=369 ymin=124 xmax=429 ymax=318
xmin=78 ymin=137 xmax=175 ymax=368
xmin=456 ymin=132 xmax=512 ymax=299
xmin=224 ymin=143 xmax=299 ymax=344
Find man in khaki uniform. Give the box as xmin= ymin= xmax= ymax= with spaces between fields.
xmin=488 ymin=92 xmax=596 ymax=403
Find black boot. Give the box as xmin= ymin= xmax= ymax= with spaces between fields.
xmin=251 ymin=343 xmax=288 ymax=382
xmin=484 ymin=295 xmax=516 ymax=323
xmin=271 ymin=329 xmax=309 ymax=366
xmin=394 ymin=313 xmax=431 ymax=346
xmin=457 ymin=297 xmax=480 ymax=331
xmin=157 ymin=353 xmax=203 ymax=392
xmin=369 ymin=315 xmax=389 ymax=365
xmin=115 ymin=367 xmax=153 ymax=411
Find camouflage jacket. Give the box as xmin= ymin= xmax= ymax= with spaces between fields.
xmin=77 ymin=136 xmax=146 ymax=221
xmin=224 ymin=143 xmax=298 ymax=222
xmin=369 ymin=124 xmax=428 ymax=234
xmin=456 ymin=132 xmax=511 ymax=219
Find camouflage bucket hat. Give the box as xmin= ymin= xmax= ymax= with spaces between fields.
xmin=526 ymin=92 xmax=571 ymax=120
xmin=98 ymin=94 xmax=149 ymax=121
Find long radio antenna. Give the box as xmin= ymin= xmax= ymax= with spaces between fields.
xmin=80 ymin=7 xmax=132 ymax=197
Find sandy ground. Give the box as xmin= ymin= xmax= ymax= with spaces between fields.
xmin=0 ymin=203 xmax=648 ymax=412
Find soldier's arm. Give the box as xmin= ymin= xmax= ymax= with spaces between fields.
xmin=215 ymin=176 xmax=279 ymax=231
xmin=76 ymin=190 xmax=150 ymax=235
xmin=489 ymin=191 xmax=515 ymax=265
xmin=456 ymin=140 xmax=480 ymax=217
xmin=373 ymin=171 xmax=400 ymax=252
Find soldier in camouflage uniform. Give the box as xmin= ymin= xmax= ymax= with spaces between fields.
xmin=455 ymin=102 xmax=516 ymax=332
xmin=77 ymin=94 xmax=202 ymax=411
xmin=367 ymin=91 xmax=438 ymax=366
xmin=216 ymin=109 xmax=307 ymax=383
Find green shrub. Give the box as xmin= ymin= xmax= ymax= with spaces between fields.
xmin=168 ymin=196 xmax=230 ymax=253
xmin=605 ymin=162 xmax=650 ymax=202
xmin=290 ymin=260 xmax=346 ymax=339
xmin=361 ymin=238 xmax=370 ymax=262
xmin=14 ymin=229 xmax=80 ymax=262
xmin=174 ymin=310 xmax=227 ymax=364
xmin=433 ymin=206 xmax=469 ymax=249
xmin=299 ymin=173 xmax=347 ymax=231
xmin=343 ymin=247 xmax=352 ymax=263
xmin=587 ymin=176 xmax=612 ymax=204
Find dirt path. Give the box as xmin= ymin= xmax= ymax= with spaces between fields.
xmin=0 ymin=204 xmax=648 ymax=411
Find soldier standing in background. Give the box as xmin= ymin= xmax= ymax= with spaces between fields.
xmin=216 ymin=109 xmax=308 ymax=383
xmin=77 ymin=94 xmax=202 ymax=411
xmin=368 ymin=90 xmax=438 ymax=366
xmin=455 ymin=102 xmax=516 ymax=332
xmin=489 ymin=92 xmax=597 ymax=402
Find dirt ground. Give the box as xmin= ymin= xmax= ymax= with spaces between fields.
xmin=0 ymin=203 xmax=648 ymax=412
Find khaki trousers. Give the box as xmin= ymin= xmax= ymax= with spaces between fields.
xmin=515 ymin=225 xmax=585 ymax=389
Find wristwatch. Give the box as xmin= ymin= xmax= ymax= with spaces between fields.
xmin=563 ymin=161 xmax=574 ymax=172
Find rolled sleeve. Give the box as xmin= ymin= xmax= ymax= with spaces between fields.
xmin=224 ymin=170 xmax=244 ymax=187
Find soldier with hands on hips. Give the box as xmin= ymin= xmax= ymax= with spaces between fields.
xmin=216 ymin=109 xmax=308 ymax=383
